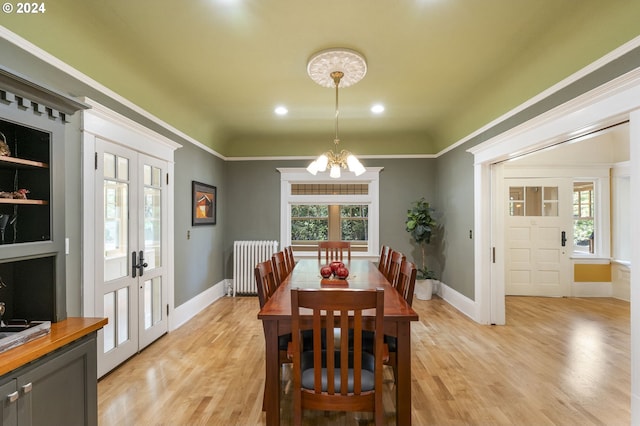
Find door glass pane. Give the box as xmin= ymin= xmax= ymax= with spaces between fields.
xmin=143 ymin=164 xmax=152 ymax=186
xmin=152 ymin=167 xmax=161 ymax=186
xmin=104 ymin=180 xmax=129 ymax=281
xmin=117 ymin=156 xmax=129 ymax=180
xmin=104 ymin=154 xmax=116 ymax=179
xmin=543 ymin=202 xmax=558 ymax=216
xmin=508 ymin=187 xmax=524 ymax=216
xmin=144 ymin=165 xmax=161 ymax=269
xmin=544 ymin=187 xmax=558 ymax=201
xmin=543 ymin=187 xmax=559 ymax=216
xmin=117 ymin=287 xmax=129 ymax=345
xmin=144 ymin=277 xmax=162 ymax=330
xmin=525 ymin=187 xmax=542 ymax=216
xmin=103 ymin=292 xmax=115 ymax=352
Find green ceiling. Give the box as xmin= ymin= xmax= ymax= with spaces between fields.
xmin=2 ymin=0 xmax=640 ymax=157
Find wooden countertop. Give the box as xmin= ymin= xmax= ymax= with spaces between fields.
xmin=0 ymin=317 xmax=107 ymax=376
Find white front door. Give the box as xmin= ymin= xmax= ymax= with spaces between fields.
xmin=505 ymin=178 xmax=572 ymax=296
xmin=95 ymin=138 xmax=169 ymax=376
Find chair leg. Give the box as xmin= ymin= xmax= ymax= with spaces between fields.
xmin=389 ymin=352 xmax=398 ymax=384
xmin=375 ymin=389 xmax=384 ymax=426
xmin=293 ymin=393 xmax=302 ymax=426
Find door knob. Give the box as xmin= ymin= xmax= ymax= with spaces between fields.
xmin=561 ymin=231 xmax=567 ymax=247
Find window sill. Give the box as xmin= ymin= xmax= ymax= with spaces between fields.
xmin=570 ymin=256 xmax=610 ymax=264
xmin=611 ymin=259 xmax=631 ymax=269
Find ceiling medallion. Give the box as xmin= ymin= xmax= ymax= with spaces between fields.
xmin=306 ymin=48 xmax=367 ymax=88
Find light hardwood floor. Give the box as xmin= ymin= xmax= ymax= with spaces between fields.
xmin=98 ymin=296 xmax=630 ymax=425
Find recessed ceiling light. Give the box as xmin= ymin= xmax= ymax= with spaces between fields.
xmin=274 ymin=106 xmax=288 ymax=115
xmin=371 ymin=104 xmax=385 ymax=114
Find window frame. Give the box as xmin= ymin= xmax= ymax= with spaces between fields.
xmin=570 ymin=175 xmax=610 ymax=259
xmin=572 ymin=181 xmax=595 ymax=254
xmin=278 ymin=167 xmax=383 ymax=258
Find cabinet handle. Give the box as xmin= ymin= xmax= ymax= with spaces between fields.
xmin=22 ymin=382 xmax=32 ymax=394
xmin=7 ymin=391 xmax=18 ymax=403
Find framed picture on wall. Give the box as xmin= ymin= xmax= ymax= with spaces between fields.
xmin=192 ymin=181 xmax=216 ymax=226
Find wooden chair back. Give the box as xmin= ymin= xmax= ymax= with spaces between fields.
xmin=317 ymin=241 xmax=351 ymax=263
xmin=290 ymin=288 xmax=385 ymax=425
xmin=377 ymin=245 xmax=391 ymax=277
xmin=385 ymin=250 xmax=405 ymax=287
xmin=284 ymin=246 xmax=296 ymax=272
xmin=255 ymin=258 xmax=293 ymax=410
xmin=396 ymin=260 xmax=417 ymax=307
xmin=271 ymin=251 xmax=289 ymax=286
xmin=254 ymin=260 xmax=277 ymax=308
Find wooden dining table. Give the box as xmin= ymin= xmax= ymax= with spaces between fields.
xmin=258 ymin=258 xmax=420 ymax=425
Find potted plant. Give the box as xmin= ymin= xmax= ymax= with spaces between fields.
xmin=405 ymin=197 xmax=437 ymax=300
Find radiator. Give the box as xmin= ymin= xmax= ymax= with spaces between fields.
xmin=233 ymin=240 xmax=279 ymax=296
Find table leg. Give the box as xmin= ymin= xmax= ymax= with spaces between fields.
xmin=396 ymin=321 xmax=412 ymax=425
xmin=263 ymin=320 xmax=280 ymax=426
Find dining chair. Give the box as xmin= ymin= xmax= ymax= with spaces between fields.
xmin=386 ymin=260 xmax=417 ymax=381
xmin=289 ymin=287 xmax=386 ymax=426
xmin=377 ymin=245 xmax=391 ymax=277
xmin=317 ymin=241 xmax=351 ymax=263
xmin=255 ymin=260 xmax=278 ymax=309
xmin=255 ymin=260 xmax=292 ymax=410
xmin=271 ymin=251 xmax=289 ymax=286
xmin=284 ymin=245 xmax=296 ymax=272
xmin=385 ymin=250 xmax=405 ymax=287
xmin=396 ymin=260 xmax=417 ymax=307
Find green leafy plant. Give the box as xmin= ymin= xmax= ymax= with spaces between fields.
xmin=405 ymin=197 xmax=436 ymax=279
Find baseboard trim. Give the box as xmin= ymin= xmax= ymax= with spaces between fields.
xmin=170 ymin=279 xmax=228 ymax=331
xmin=437 ymin=281 xmax=478 ymax=322
xmin=571 ymin=282 xmax=613 ymax=298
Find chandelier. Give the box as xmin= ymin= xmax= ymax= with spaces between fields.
xmin=306 ymin=48 xmax=367 ymax=178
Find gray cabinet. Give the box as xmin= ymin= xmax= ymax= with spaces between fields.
xmin=0 ymin=66 xmax=87 ymax=323
xmin=0 ymin=333 xmax=98 ymax=426
xmin=0 ymin=379 xmax=17 ymax=426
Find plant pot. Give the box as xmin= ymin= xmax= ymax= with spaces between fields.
xmin=414 ymin=279 xmax=434 ymax=300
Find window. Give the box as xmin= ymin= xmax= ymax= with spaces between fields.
xmin=573 ymin=181 xmax=594 ymax=254
xmin=291 ymin=205 xmax=328 ymax=241
xmin=278 ymin=168 xmax=382 ymax=257
xmin=340 ymin=205 xmax=368 ymax=241
xmin=291 ymin=204 xmax=368 ymax=244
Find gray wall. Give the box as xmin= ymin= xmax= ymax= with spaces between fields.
xmin=222 ymin=157 xmax=440 ymax=278
xmin=173 ymin=143 xmax=225 ymax=307
xmin=367 ymin=158 xmax=438 ymax=273
xmin=434 ymin=148 xmax=476 ymax=299
xmin=223 ymin=159 xmax=303 ymax=278
xmin=64 ymin=114 xmax=83 ymax=316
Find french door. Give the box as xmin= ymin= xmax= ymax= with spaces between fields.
xmin=95 ymin=139 xmax=169 ymax=377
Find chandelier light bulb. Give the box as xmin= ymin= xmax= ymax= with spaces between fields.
xmin=316 ymin=154 xmax=329 ymax=172
xmin=329 ymin=164 xmax=341 ymax=178
xmin=347 ymin=155 xmax=366 ymax=176
xmin=306 ymin=160 xmax=319 ymax=175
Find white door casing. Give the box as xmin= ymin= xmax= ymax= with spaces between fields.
xmin=82 ymin=99 xmax=179 ymax=377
